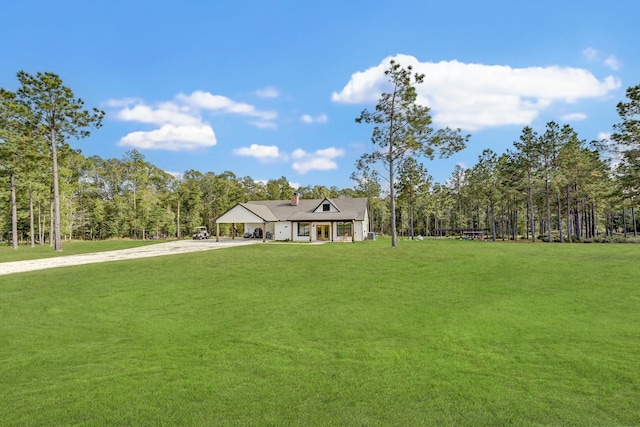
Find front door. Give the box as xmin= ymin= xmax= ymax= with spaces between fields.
xmin=316 ymin=224 xmax=330 ymax=241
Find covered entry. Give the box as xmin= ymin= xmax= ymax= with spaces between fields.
xmin=213 ymin=203 xmax=278 ymax=242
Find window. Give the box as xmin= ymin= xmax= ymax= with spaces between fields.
xmin=297 ymin=222 xmax=310 ymax=236
xmin=322 ymin=203 xmax=330 ymax=212
xmin=337 ymin=222 xmax=351 ymax=236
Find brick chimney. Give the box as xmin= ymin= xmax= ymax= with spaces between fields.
xmin=291 ymin=192 xmax=300 ymax=206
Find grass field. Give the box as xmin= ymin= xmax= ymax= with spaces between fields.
xmin=0 ymin=239 xmax=166 ymax=263
xmin=1 ymin=239 xmax=638 ymax=426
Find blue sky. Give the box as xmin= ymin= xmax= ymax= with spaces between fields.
xmin=1 ymin=0 xmax=637 ymax=189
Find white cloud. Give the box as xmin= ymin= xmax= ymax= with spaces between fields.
xmin=604 ymin=55 xmax=621 ymax=71
xmin=255 ymin=86 xmax=280 ymax=98
xmin=599 ymin=132 xmax=622 ymax=169
xmin=116 ymin=103 xmax=201 ymax=126
xmin=103 ymin=97 xmax=144 ymax=108
xmin=598 ymin=132 xmax=612 ymax=141
xmin=301 ymin=113 xmax=328 ymax=124
xmin=332 ymin=54 xmax=621 ymax=131
xmin=316 ymin=147 xmax=344 ymax=158
xmin=582 ymin=47 xmax=600 ymax=61
xmin=118 ymin=124 xmax=216 ymax=151
xmin=177 ymin=91 xmax=277 ymax=120
xmin=233 ymin=144 xmax=282 ymax=160
xmin=291 ymin=147 xmax=345 ymax=174
xmin=165 ymin=170 xmax=184 ymax=180
xmin=250 ymin=121 xmax=278 ymax=130
xmin=232 ymin=144 xmax=345 ymax=174
xmin=233 ymin=144 xmax=345 ymax=175
xmin=109 ymin=90 xmax=278 ymax=151
xmin=560 ymin=112 xmax=588 ymax=122
xmin=583 ymin=47 xmax=622 ymax=71
xmin=291 ymin=148 xmax=307 ymax=159
xmin=293 ymin=158 xmax=340 ymax=174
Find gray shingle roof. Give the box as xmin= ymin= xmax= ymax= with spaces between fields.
xmin=238 ymin=203 xmax=280 ymax=222
xmin=245 ymin=197 xmax=368 ymax=222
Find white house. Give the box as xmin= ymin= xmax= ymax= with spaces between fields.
xmin=214 ymin=193 xmax=371 ymax=242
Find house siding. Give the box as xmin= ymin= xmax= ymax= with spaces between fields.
xmin=274 ymin=222 xmax=291 ymax=241
xmin=215 ymin=198 xmax=370 ymax=242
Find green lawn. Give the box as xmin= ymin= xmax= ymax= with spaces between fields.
xmin=0 ymin=239 xmax=169 ymax=262
xmin=1 ymin=239 xmax=638 ymax=426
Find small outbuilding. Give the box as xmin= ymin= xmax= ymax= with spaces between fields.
xmin=214 ymin=193 xmax=370 ymax=242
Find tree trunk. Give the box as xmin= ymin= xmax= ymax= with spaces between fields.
xmin=528 ymin=176 xmax=535 ymax=243
xmin=577 ymin=207 xmax=581 ymax=239
xmin=632 ymin=207 xmax=637 ymax=237
xmin=11 ymin=174 xmax=18 ymax=249
xmin=584 ymin=208 xmax=590 ymax=239
xmin=50 ymin=130 xmax=63 ymax=251
xmin=409 ymin=191 xmax=414 ymax=239
xmin=507 ymin=206 xmax=512 ymax=240
xmin=490 ymin=192 xmax=496 ymax=241
xmin=556 ymin=193 xmax=563 ymax=243
xmin=49 ymin=194 xmax=54 ymax=246
xmin=457 ymin=196 xmax=462 ymax=230
xmin=38 ymin=202 xmax=43 ymax=245
xmin=389 ymin=152 xmax=397 ymax=248
xmin=584 ymin=205 xmax=590 ymax=239
xmin=29 ymin=187 xmax=35 ymax=247
xmin=500 ymin=203 xmax=505 ymax=241
xmin=177 ymin=200 xmax=181 ymax=238
xmin=133 ymin=186 xmax=137 ymax=240
xmin=434 ymin=203 xmax=439 ymax=237
xmin=566 ymin=187 xmax=572 ymax=242
xmin=545 ymin=179 xmax=552 ymax=242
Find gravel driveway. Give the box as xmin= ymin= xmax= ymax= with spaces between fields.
xmin=0 ymin=238 xmax=262 ymax=276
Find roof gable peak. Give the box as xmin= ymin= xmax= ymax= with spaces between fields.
xmin=313 ymin=198 xmax=340 ymax=213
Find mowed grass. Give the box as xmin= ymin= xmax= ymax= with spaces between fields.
xmin=0 ymin=239 xmax=638 ymax=426
xmin=0 ymin=239 xmax=167 ymax=262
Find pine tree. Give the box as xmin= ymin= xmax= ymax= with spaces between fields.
xmin=355 ymin=60 xmax=467 ymax=247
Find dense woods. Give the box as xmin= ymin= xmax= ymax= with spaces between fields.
xmin=2 ymin=72 xmax=639 ymax=247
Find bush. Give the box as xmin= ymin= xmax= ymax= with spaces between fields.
xmin=589 ymin=235 xmax=640 ymax=244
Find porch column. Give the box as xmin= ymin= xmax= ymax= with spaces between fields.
xmin=232 ymin=223 xmax=235 ymax=240
xmin=352 ymin=220 xmax=355 ymax=243
xmin=216 ymin=222 xmax=220 ymax=242
xmin=263 ymin=222 xmax=266 ymax=242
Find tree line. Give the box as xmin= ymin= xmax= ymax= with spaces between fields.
xmin=0 ymin=144 xmax=363 ymax=246
xmin=354 ymin=61 xmax=638 ymax=244
xmin=2 ymin=69 xmax=639 ymax=249
xmin=382 ymin=92 xmax=639 ymax=242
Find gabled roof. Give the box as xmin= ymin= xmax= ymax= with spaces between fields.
xmin=215 ymin=202 xmax=279 ymax=223
xmin=215 ymin=197 xmax=368 ymax=223
xmin=312 ymin=198 xmax=340 ymax=213
xmin=239 ymin=203 xmax=280 ymax=222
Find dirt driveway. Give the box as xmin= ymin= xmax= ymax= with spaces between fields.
xmin=0 ymin=238 xmax=262 ymax=276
